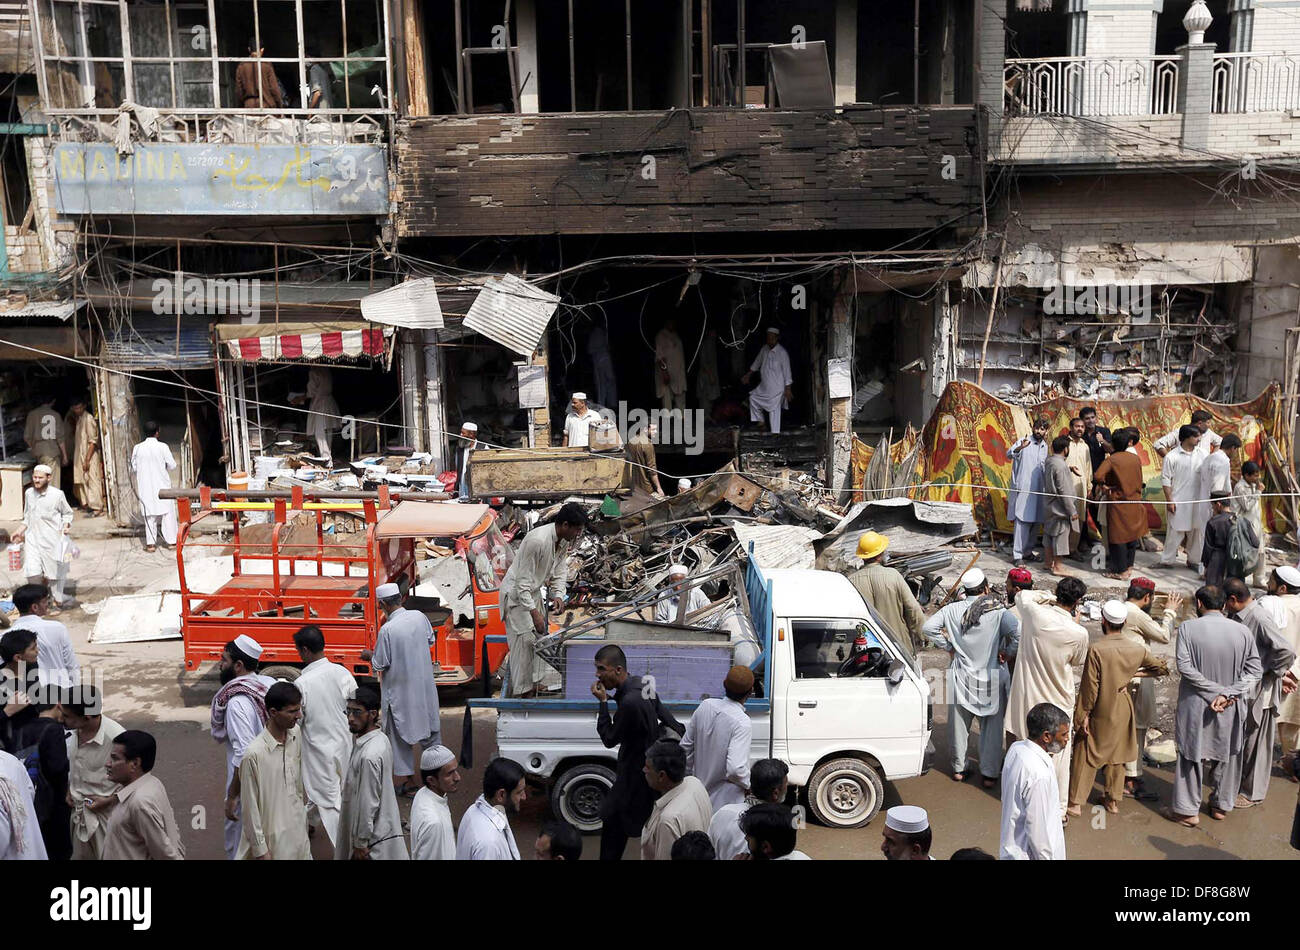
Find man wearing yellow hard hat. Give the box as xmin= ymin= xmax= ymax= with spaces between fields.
xmin=846 ymin=531 xmax=925 ymax=652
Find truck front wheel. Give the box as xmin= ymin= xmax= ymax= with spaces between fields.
xmin=806 ymin=758 xmax=884 ymax=829
xmin=550 ymin=763 xmax=616 ymax=835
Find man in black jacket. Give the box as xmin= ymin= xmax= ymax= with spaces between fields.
xmin=591 ymin=644 xmax=684 ymax=860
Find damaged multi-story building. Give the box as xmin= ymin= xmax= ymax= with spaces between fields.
xmin=16 ymin=0 xmax=988 ymax=511
xmin=19 ymin=0 xmax=1295 ymax=518
xmin=968 ymin=0 xmax=1300 ymax=417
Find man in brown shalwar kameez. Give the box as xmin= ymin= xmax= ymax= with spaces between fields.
xmin=1092 ymin=429 xmax=1148 ymax=581
xmin=1067 ymin=599 xmax=1168 ymax=816
xmin=68 ymin=397 xmax=105 ymax=516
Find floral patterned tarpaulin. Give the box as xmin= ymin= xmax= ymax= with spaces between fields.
xmin=853 ymin=381 xmax=1288 ymax=534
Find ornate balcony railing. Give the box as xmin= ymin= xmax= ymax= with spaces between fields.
xmin=1212 ymin=52 xmax=1300 ymax=113
xmin=1004 ymin=56 xmax=1181 ymax=117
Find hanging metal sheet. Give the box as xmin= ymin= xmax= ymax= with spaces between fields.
xmin=360 ymin=277 xmax=444 ymax=329
xmin=102 ymin=317 xmax=213 ymax=369
xmin=462 ymin=273 xmax=560 ymax=357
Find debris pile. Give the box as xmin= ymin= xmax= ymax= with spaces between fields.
xmin=550 ymin=461 xmax=977 ymax=606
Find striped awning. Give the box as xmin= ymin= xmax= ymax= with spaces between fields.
xmin=224 ymin=326 xmax=390 ymax=361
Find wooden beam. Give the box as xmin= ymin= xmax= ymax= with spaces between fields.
xmin=403 ymin=0 xmax=430 ymax=114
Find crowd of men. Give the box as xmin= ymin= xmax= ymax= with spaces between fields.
xmin=3 ymin=399 xmax=1300 ymax=859
xmin=1006 ymin=408 xmax=1263 ymax=585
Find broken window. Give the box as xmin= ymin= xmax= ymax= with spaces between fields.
xmin=31 ymin=0 xmax=390 ymax=114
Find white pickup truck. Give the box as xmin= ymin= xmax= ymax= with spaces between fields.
xmin=468 ymin=556 xmax=933 ymax=831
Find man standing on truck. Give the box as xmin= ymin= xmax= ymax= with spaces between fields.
xmin=592 ymin=643 xmax=684 ymax=861
xmin=500 ymin=502 xmax=588 ymax=698
xmin=846 ymin=531 xmax=925 ymax=652
xmin=921 ymin=568 xmax=1019 ymax=786
xmin=654 ymin=564 xmax=711 ymax=624
xmin=680 ymin=665 xmax=753 ymax=810
xmin=214 ymin=635 xmax=275 ymax=860
xmin=371 ymin=583 xmax=441 ymax=795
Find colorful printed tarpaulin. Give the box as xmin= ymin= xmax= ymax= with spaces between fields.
xmin=854 ymin=381 xmax=1286 ymax=534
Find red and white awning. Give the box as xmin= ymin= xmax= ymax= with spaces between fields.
xmin=225 ymin=326 xmax=390 ymax=361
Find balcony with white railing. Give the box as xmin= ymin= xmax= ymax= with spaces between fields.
xmin=1003 ymin=56 xmax=1182 ymax=118
xmin=1212 ymin=52 xmax=1300 ymax=113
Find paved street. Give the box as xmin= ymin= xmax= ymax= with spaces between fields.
xmin=10 ymin=514 xmax=1289 ymax=861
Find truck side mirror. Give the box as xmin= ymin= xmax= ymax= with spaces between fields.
xmin=886 ymin=659 xmax=905 ymax=685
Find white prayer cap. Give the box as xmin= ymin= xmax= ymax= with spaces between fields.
xmin=420 ymin=745 xmax=456 ymax=771
xmin=765 ymin=326 xmax=780 ymax=334
xmin=33 ymin=463 xmax=52 ymax=476
xmin=375 ymin=582 xmax=401 ymax=599
xmin=959 ymin=568 xmax=987 ymax=591
xmin=1101 ymin=599 xmax=1128 ymax=626
xmin=1276 ymin=565 xmax=1300 ymax=589
xmin=461 ymin=422 xmax=478 ymax=432
xmin=884 ymin=805 xmax=929 ymax=834
xmin=571 ymin=392 xmax=587 ymax=401
xmin=233 ymin=634 xmax=264 ymax=660
xmin=668 ymin=564 xmax=689 ymax=577
xmin=678 ymin=478 xmax=692 ymax=491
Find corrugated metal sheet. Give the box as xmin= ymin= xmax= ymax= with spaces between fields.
xmin=102 ymin=318 xmax=213 ymax=369
xmin=0 ymin=299 xmax=85 ymax=320
xmin=359 ymin=277 xmax=444 ymax=329
xmin=730 ymin=524 xmax=822 ymax=570
xmin=462 ymin=273 xmax=560 ymax=357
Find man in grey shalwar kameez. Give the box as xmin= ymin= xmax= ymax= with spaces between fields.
xmin=1224 ymin=578 xmax=1298 ymax=807
xmin=336 ymin=687 xmax=408 ymax=860
xmin=369 ymin=582 xmax=440 ymax=791
xmin=1007 ymin=417 xmax=1051 ymax=566
xmin=922 ymin=568 xmax=1019 ymax=784
xmin=1168 ymin=585 xmax=1262 ymax=825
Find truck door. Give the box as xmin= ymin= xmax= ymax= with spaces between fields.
xmin=780 ymin=618 xmax=926 ymax=778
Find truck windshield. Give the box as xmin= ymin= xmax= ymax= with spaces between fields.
xmin=860 ymin=599 xmax=917 ymax=667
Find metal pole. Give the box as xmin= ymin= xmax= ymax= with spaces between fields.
xmin=736 ymin=0 xmax=745 ymax=105
xmin=454 ymin=0 xmax=465 ymax=112
xmin=913 ymin=0 xmax=920 ymax=103
xmin=567 ymin=0 xmax=575 ymax=110
xmin=625 ymin=0 xmax=632 ymax=110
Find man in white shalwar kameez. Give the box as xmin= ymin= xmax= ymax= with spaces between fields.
xmin=455 ymin=757 xmax=525 ymax=860
xmin=1005 ymin=580 xmax=1090 ymax=813
xmin=131 ymin=421 xmax=177 ymax=552
xmin=293 ymin=625 xmax=357 ymax=848
xmin=336 ymin=687 xmax=408 ymax=860
xmin=369 ymin=583 xmax=440 ymax=789
xmin=0 ymin=748 xmax=47 ymax=860
xmin=214 ymin=635 xmax=276 ymax=859
xmin=1154 ymin=409 xmax=1221 ymax=460
xmin=680 ymin=665 xmax=754 ymax=810
xmin=1259 ymin=567 xmax=1300 ymax=762
xmin=1159 ymin=426 xmax=1205 ymax=570
xmin=13 ymin=464 xmax=74 ymax=610
xmin=653 ymin=564 xmax=711 ymax=624
xmin=654 ymin=318 xmax=687 ymax=412
xmin=499 ymin=503 xmax=586 ymax=696
xmin=301 ymin=367 xmax=339 ymax=464
xmin=743 ymin=328 xmax=793 ymax=434
xmin=410 ymin=744 xmax=459 ymax=860
xmin=562 ymin=393 xmax=603 ymax=449
xmin=1000 ymin=703 xmax=1070 ymax=860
